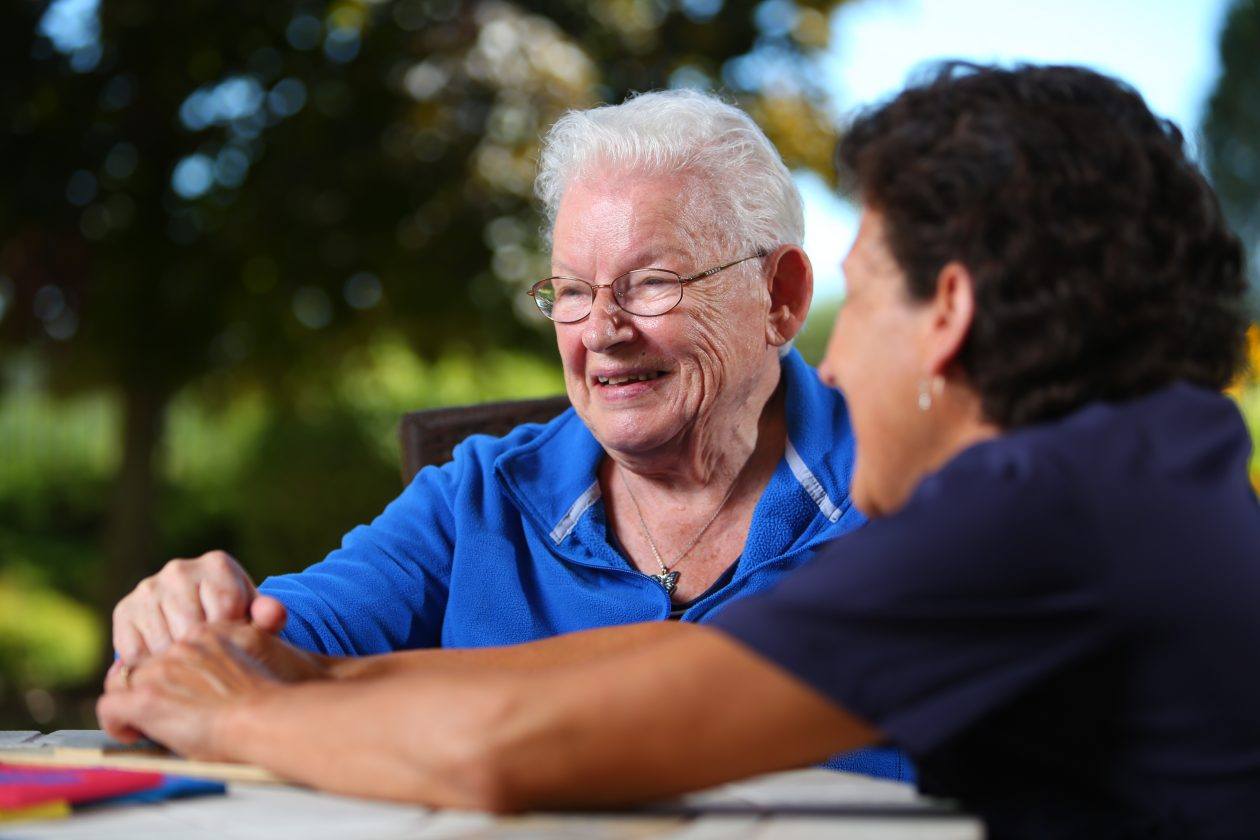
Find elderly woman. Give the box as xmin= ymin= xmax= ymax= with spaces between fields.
xmin=109 ymin=90 xmax=906 ymax=778
xmin=103 ymin=64 xmax=1260 ymax=836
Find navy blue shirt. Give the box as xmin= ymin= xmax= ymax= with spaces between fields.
xmin=713 ymin=383 xmax=1260 ymax=838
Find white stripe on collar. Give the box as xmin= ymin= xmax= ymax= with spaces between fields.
xmin=784 ymin=439 xmax=842 ymax=522
xmin=550 ymin=479 xmax=602 ymax=544
xmin=550 ymin=436 xmax=841 ymax=542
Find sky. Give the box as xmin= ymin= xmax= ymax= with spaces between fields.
xmin=800 ymin=0 xmax=1237 ymax=302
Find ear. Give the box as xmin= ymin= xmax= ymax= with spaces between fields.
xmin=923 ymin=261 xmax=976 ymax=376
xmin=764 ymin=245 xmax=814 ymax=346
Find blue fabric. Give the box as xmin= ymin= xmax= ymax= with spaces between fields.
xmin=260 ymin=349 xmax=912 ymax=782
xmin=96 ymin=776 xmax=226 ymax=806
xmin=826 ymin=746 xmax=916 ymax=784
xmin=713 ymin=383 xmax=1260 ymax=836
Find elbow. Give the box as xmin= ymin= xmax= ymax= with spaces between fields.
xmin=440 ymin=734 xmax=530 ymax=814
xmin=415 ymin=684 xmax=539 ymax=814
xmin=455 ymin=752 xmax=531 ymax=815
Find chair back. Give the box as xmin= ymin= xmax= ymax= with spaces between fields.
xmin=397 ymin=395 xmax=570 ymax=483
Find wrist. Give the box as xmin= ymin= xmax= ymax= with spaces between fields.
xmin=322 ymin=654 xmax=358 ymax=681
xmin=307 ymin=651 xmax=338 ymax=681
xmin=209 ymin=686 xmax=275 ymax=764
xmin=326 ymin=651 xmax=397 ymax=681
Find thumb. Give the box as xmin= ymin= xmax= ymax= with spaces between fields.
xmin=250 ymin=595 xmax=287 ymax=634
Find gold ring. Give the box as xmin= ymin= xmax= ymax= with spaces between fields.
xmin=118 ymin=663 xmax=134 ymax=690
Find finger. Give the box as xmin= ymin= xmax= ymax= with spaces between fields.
xmin=97 ymin=692 xmax=147 ymax=743
xmin=112 ymin=607 xmax=150 ymax=665
xmin=250 ymin=595 xmax=287 ymax=634
xmin=157 ymin=582 xmax=207 ymax=641
xmin=219 ymin=622 xmax=268 ymax=660
xmin=134 ymin=599 xmax=175 ymax=657
xmin=198 ymin=552 xmax=256 ymax=622
xmin=151 ymin=638 xmax=242 ymax=699
xmin=99 ymin=686 xmax=217 ymax=761
xmin=104 ymin=660 xmax=130 ymax=694
xmin=128 ymin=648 xmax=207 ymax=702
xmin=200 ymin=581 xmax=253 ymax=624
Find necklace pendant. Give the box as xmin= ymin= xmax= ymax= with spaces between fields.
xmin=651 ymin=569 xmax=680 ymax=596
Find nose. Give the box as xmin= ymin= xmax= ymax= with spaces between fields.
xmin=581 ymin=287 xmax=635 ymax=353
xmin=817 ymin=321 xmax=844 ymax=389
xmin=817 ymin=363 xmax=839 ymax=388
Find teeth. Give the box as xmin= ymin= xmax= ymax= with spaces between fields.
xmin=597 ymin=371 xmax=663 ymax=386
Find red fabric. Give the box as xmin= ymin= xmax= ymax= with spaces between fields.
xmin=0 ymin=762 xmax=164 ymax=809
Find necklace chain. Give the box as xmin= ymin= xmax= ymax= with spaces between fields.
xmin=618 ymin=469 xmax=740 ymax=589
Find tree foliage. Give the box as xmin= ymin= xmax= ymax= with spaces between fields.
xmin=0 ymin=0 xmax=850 ymax=607
xmin=1203 ymin=0 xmax=1260 ymax=297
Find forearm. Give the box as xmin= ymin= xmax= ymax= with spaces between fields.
xmin=480 ymin=623 xmax=877 ymax=809
xmin=204 ymin=622 xmax=874 ymax=811
xmin=217 ymin=672 xmax=521 ymax=808
xmin=327 ymin=620 xmax=681 ymax=681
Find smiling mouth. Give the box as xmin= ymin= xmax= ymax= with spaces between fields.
xmin=595 ymin=371 xmax=667 ymax=386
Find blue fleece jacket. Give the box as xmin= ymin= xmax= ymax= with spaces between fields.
xmin=260 ymin=349 xmax=914 ymax=782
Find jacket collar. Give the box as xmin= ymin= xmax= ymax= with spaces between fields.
xmin=494 ymin=348 xmax=858 ymax=556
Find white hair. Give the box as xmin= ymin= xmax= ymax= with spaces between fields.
xmin=535 ymin=89 xmax=804 ymax=256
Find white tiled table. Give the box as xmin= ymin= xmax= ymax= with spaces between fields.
xmin=2 ymin=731 xmax=983 ymax=839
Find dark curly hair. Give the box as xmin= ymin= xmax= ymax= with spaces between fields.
xmin=837 ymin=62 xmax=1249 ymax=427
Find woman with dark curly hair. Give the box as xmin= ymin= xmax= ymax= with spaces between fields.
xmin=101 ymin=64 xmax=1259 ymax=837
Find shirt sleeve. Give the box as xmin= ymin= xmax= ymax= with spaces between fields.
xmin=710 ymin=443 xmax=1110 ymax=755
xmin=259 ymin=456 xmax=460 ymax=657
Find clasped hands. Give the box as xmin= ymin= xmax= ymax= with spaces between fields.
xmin=99 ymin=551 xmax=330 ymax=760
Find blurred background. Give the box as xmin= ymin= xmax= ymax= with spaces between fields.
xmin=1 ymin=0 xmax=1257 ymax=730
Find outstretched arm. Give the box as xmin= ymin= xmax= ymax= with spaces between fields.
xmin=98 ymin=621 xmax=876 ymax=811
xmin=327 ymin=619 xmax=685 ymax=680
xmin=137 ymin=619 xmax=699 ymax=686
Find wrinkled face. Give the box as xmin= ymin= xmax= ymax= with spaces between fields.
xmin=819 ymin=209 xmax=931 ymax=517
xmin=550 ymin=173 xmax=774 ymax=457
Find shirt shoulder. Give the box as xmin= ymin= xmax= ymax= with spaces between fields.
xmin=711 ymin=429 xmax=1108 ymax=754
xmin=840 ymin=431 xmax=1098 ymax=602
xmin=412 ymin=407 xmax=583 ymax=489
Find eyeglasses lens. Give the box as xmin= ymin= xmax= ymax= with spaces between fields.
xmin=533 ymin=270 xmax=684 ymax=322
xmin=619 ymin=270 xmax=682 ymax=316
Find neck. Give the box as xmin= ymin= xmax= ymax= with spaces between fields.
xmin=608 ymin=361 xmax=784 ymax=496
xmin=920 ymin=387 xmax=1003 ymax=486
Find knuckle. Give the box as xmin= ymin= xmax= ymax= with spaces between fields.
xmin=203 ymin=550 xmax=233 ymax=570
xmin=164 ymin=559 xmax=196 ymax=582
xmin=205 ymin=582 xmax=243 ymax=606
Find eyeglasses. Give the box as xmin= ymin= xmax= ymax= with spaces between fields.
xmin=527 ymin=250 xmax=768 ymax=324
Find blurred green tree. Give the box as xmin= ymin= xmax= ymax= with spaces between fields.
xmin=1203 ymin=0 xmax=1260 ymax=298
xmin=0 ymin=0 xmax=850 ymax=614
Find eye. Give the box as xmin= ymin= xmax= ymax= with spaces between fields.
xmin=625 ymin=272 xmax=675 ymax=290
xmin=551 ymin=280 xmax=588 ymax=299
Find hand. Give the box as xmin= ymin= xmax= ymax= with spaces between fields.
xmin=98 ymin=625 xmax=283 ymax=761
xmin=108 ymin=622 xmax=331 ymax=689
xmin=111 ymin=550 xmax=288 ymax=663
